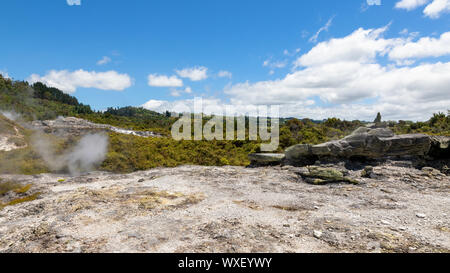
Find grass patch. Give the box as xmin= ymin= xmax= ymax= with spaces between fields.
xmin=0 ymin=180 xmax=25 ymax=196
xmin=4 ymin=192 xmax=40 ymax=207
xmin=0 ymin=180 xmax=40 ymax=210
xmin=13 ymin=184 xmax=32 ymax=194
xmin=101 ymin=133 xmax=258 ymax=173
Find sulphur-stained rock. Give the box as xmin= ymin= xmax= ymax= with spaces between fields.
xmin=296 ymin=166 xmax=359 ymax=185
xmin=248 ymin=153 xmax=285 ymax=165
xmin=361 ymin=166 xmax=374 ymax=178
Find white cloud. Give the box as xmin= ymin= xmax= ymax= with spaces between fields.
xmin=97 ymin=56 xmax=111 ymax=66
xmin=217 ymin=70 xmax=232 ymax=79
xmin=67 ymin=0 xmax=81 ymax=6
xmin=395 ymin=0 xmax=429 ymax=10
xmin=0 ymin=70 xmax=10 ymax=79
xmin=283 ymin=48 xmax=301 ymax=56
xmin=309 ymin=16 xmax=334 ymax=43
xmin=396 ymin=0 xmax=450 ymax=18
xmin=389 ymin=31 xmax=450 ymax=60
xmin=263 ymin=59 xmax=287 ymax=69
xmin=147 ymin=74 xmax=183 ymax=87
xmin=367 ymin=0 xmax=381 ymax=6
xmin=142 ymin=97 xmax=313 ymax=117
xmin=170 ymin=87 xmax=192 ymax=97
xmin=176 ymin=66 xmax=208 ymax=81
xmin=221 ymin=27 xmax=450 ymax=121
xmin=141 ymin=27 xmax=450 ymax=121
xmin=296 ymin=26 xmax=398 ymax=68
xmin=28 ymin=69 xmax=132 ymax=94
xmin=423 ymin=0 xmax=450 ymax=18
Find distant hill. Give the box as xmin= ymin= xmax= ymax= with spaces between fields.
xmin=0 ymin=74 xmax=173 ymax=135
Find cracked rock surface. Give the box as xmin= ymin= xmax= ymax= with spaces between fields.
xmin=0 ymin=163 xmax=449 ymax=253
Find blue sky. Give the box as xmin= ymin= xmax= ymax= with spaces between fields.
xmin=1 ymin=0 xmax=450 ymax=120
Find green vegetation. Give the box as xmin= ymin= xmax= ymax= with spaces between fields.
xmin=390 ymin=111 xmax=450 ymax=136
xmin=279 ymin=118 xmax=363 ymax=149
xmin=102 ymin=133 xmax=258 ymax=172
xmin=0 ymin=73 xmax=449 ymax=175
xmin=0 ymin=180 xmax=26 ymax=196
xmin=0 ymin=74 xmax=173 ymax=133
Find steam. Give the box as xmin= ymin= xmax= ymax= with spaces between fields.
xmin=0 ymin=110 xmax=21 ymax=122
xmin=32 ymin=133 xmax=109 ymax=175
xmin=67 ymin=134 xmax=109 ymax=174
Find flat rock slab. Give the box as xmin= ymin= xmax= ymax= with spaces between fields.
xmin=248 ymin=153 xmax=285 ymax=165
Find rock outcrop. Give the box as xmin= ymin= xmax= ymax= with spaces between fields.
xmin=285 ymin=127 xmax=440 ymax=164
xmin=31 ymin=117 xmax=162 ymax=138
xmin=248 ymin=153 xmax=285 ymax=166
xmin=0 ymin=115 xmax=27 ymax=152
xmin=429 ymin=136 xmax=450 ymax=159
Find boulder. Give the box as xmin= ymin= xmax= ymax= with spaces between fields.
xmin=285 ymin=144 xmax=312 ymax=160
xmin=296 ymin=166 xmax=359 ymax=185
xmin=285 ymin=127 xmax=432 ymax=163
xmin=428 ymin=136 xmax=450 ymax=159
xmin=248 ymin=153 xmax=285 ymax=166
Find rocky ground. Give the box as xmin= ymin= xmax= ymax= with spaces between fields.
xmin=0 ymin=126 xmax=27 ymax=152
xmin=31 ymin=116 xmax=162 ymax=137
xmin=0 ymin=162 xmax=449 ymax=253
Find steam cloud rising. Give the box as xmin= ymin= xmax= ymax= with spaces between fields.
xmin=32 ymin=133 xmax=109 ymax=175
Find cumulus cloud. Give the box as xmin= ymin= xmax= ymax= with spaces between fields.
xmin=142 ymin=97 xmax=309 ymax=118
xmin=220 ymin=27 xmax=450 ymax=121
xmin=176 ymin=66 xmax=208 ymax=81
xmin=28 ymin=69 xmax=132 ymax=94
xmin=395 ymin=0 xmax=429 ymax=10
xmin=141 ymin=26 xmax=450 ymax=121
xmin=396 ymin=0 xmax=450 ymax=18
xmin=97 ymin=56 xmax=111 ymax=65
xmin=147 ymin=74 xmax=183 ymax=87
xmin=67 ymin=0 xmax=81 ymax=6
xmin=389 ymin=31 xmax=450 ymax=60
xmin=423 ymin=0 xmax=450 ymax=18
xmin=296 ymin=26 xmax=397 ymax=67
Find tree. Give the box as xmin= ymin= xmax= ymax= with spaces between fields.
xmin=374 ymin=112 xmax=382 ymax=123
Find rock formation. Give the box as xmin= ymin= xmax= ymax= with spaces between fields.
xmin=295 ymin=166 xmax=359 ymax=185
xmin=285 ymin=127 xmax=448 ymax=164
xmin=248 ymin=153 xmax=285 ymax=166
xmin=31 ymin=117 xmax=162 ymax=138
xmin=249 ymin=126 xmax=449 ymax=168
